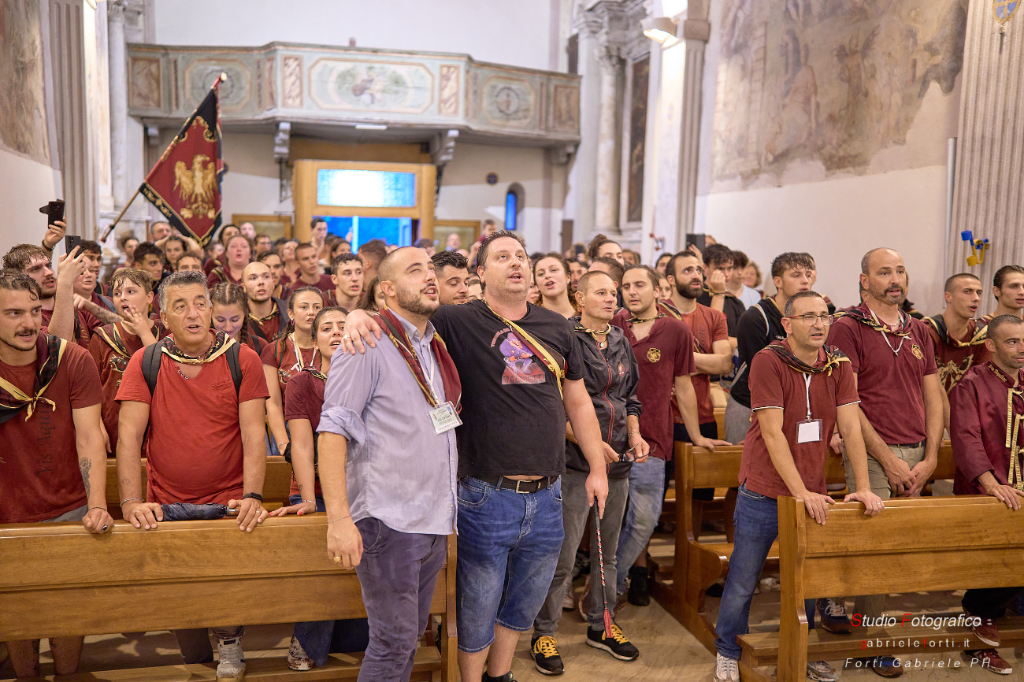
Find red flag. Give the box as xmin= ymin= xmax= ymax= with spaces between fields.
xmin=139 ymin=76 xmax=225 ymax=246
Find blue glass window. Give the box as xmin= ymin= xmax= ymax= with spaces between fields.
xmin=505 ymin=190 xmax=518 ymax=231
xmin=322 ymin=215 xmax=412 ymax=251
xmin=317 ymin=169 xmax=417 ymax=208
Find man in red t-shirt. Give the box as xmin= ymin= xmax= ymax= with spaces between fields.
xmin=285 ymin=242 xmax=334 ymax=298
xmin=3 ymin=242 xmax=86 ymax=343
xmin=0 ymin=271 xmax=111 ymax=678
xmin=115 ymin=270 xmax=270 ymax=681
xmin=713 ymin=291 xmax=881 ymax=682
xmin=611 ymin=265 xmax=728 ymax=606
xmin=826 ymin=248 xmax=943 ymax=673
xmin=242 ymin=261 xmax=287 ymax=342
xmin=324 ymin=252 xmax=364 ymax=310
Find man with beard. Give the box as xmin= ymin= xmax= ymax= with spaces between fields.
xmin=983 ymin=265 xmax=1024 ymax=323
xmin=0 ymin=271 xmax=112 ymax=678
xmin=242 ymin=261 xmax=288 ymax=342
xmin=568 ymin=260 xmax=587 ymax=295
xmin=612 ymin=265 xmax=728 ymax=606
xmin=324 ymin=253 xmax=364 ymax=311
xmin=341 ymin=231 xmax=608 ymax=682
xmin=826 ymin=248 xmax=943 ymax=677
xmin=923 ymin=274 xmax=990 ymax=430
xmin=665 ymin=251 xmax=733 ymax=537
xmin=320 ymin=247 xmax=458 ymax=680
xmin=3 ymin=243 xmax=86 ymax=342
xmin=432 ymin=250 xmax=470 ymax=305
xmin=949 ymin=314 xmax=1024 ymax=675
xmin=115 ymin=271 xmax=270 ymax=681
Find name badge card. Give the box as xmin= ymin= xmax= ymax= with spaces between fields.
xmin=429 ymin=401 xmax=462 ymax=434
xmin=797 ymin=419 xmax=822 ymax=444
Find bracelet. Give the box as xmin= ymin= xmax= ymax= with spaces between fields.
xmin=327 ymin=514 xmax=352 ymax=523
xmin=89 ymin=506 xmax=106 ymax=512
xmin=628 ymin=430 xmax=640 ymax=437
xmin=302 ymin=499 xmax=316 ymax=504
xmin=119 ymin=497 xmax=143 ymax=507
xmin=242 ymin=492 xmax=264 ymax=502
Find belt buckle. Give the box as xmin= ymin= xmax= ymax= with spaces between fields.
xmin=514 ymin=479 xmax=528 ymax=494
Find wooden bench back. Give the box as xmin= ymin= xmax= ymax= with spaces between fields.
xmin=105 ymin=456 xmax=296 ymax=511
xmin=0 ymin=517 xmax=454 ymax=642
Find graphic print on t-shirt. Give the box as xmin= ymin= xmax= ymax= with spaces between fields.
xmin=494 ymin=329 xmax=546 ymax=385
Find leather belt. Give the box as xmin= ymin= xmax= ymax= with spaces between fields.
xmin=475 ymin=475 xmax=558 ymax=494
xmin=888 ymin=440 xmax=925 ymax=449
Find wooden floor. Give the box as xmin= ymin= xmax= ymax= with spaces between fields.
xmin=3 ymin=580 xmax=1022 ymax=681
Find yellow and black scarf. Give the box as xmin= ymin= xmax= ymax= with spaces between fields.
xmin=766 ymin=341 xmax=849 ymax=376
xmin=0 ymin=334 xmax=67 ymax=424
xmin=159 ymin=330 xmax=235 ymax=365
xmin=837 ymin=303 xmax=913 ymax=338
xmin=924 ymin=315 xmax=988 ymax=348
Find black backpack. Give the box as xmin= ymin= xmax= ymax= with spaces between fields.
xmin=141 ymin=341 xmax=243 ymax=397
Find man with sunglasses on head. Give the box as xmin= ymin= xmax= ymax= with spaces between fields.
xmin=713 ymin=291 xmax=882 ymax=682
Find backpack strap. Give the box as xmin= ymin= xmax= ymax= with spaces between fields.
xmin=142 ymin=342 xmax=162 ymax=396
xmin=226 ymin=342 xmax=242 ymax=397
xmin=97 ymin=294 xmax=116 ymax=312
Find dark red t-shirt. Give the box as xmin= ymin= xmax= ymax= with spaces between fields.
xmin=924 ymin=318 xmax=990 ymax=394
xmin=207 ymin=266 xmax=241 ymax=288
xmin=250 ymin=305 xmax=283 ymax=341
xmin=612 ymin=310 xmax=696 ymax=460
xmin=676 ymin=304 xmax=729 ymax=424
xmin=0 ymin=337 xmax=103 ymax=522
xmin=283 ymin=369 xmax=325 ymax=498
xmin=739 ymin=342 xmax=860 ymax=498
xmin=261 ymin=336 xmax=320 ymax=394
xmin=76 ymin=309 xmax=101 ymax=348
xmin=827 ymin=312 xmax=937 ymax=445
xmin=286 ymin=274 xmax=334 ymax=300
xmin=115 ymin=339 xmax=270 ymax=505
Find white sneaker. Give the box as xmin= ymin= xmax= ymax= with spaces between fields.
xmin=287 ymin=635 xmax=313 ymax=671
xmin=714 ymin=652 xmax=740 ymax=682
xmin=806 ymin=659 xmax=838 ymax=682
xmin=562 ymin=581 xmax=575 ymax=610
xmin=216 ymin=637 xmax=246 ymax=681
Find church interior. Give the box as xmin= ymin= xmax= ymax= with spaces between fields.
xmin=3 ymin=0 xmax=1024 ymax=680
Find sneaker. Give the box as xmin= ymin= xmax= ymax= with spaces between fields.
xmin=578 ymin=576 xmax=592 ymax=620
xmin=561 ymin=581 xmax=575 ymax=611
xmin=714 ymin=653 xmax=740 ymax=682
xmin=759 ymin=575 xmax=780 ymax=592
xmin=215 ymin=637 xmax=246 ymax=681
xmin=286 ymin=635 xmax=313 ymax=671
xmin=705 ymin=582 xmax=724 ymax=598
xmin=482 ymin=672 xmax=515 ymax=682
xmin=962 ymin=649 xmax=1012 ymax=675
xmin=807 ymin=659 xmax=839 ymax=681
xmin=966 ymin=611 xmax=1001 ymax=647
xmin=865 ymin=655 xmax=903 ymax=678
xmin=817 ymin=598 xmax=853 ymax=635
xmin=531 ymin=635 xmax=564 ymax=676
xmin=626 ymin=566 xmax=650 ymax=607
xmin=585 ymin=624 xmax=639 ymax=661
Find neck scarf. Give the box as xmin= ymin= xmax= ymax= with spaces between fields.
xmin=303 ymin=365 xmax=328 ymax=382
xmin=924 ymin=315 xmax=988 ymax=348
xmin=839 ymin=302 xmax=913 ymax=339
xmin=376 ymin=307 xmax=462 ymax=412
xmin=483 ymin=300 xmax=566 ymax=396
xmin=985 ymin=362 xmax=1024 ymax=489
xmin=96 ymin=321 xmax=158 ymax=360
xmin=161 ymin=330 xmax=235 ymax=365
xmin=658 ymin=299 xmax=683 ymax=320
xmin=766 ymin=340 xmax=849 ymax=376
xmin=249 ymin=302 xmax=279 ymax=325
xmin=574 ymin=319 xmax=612 ymax=347
xmin=0 ymin=333 xmax=67 ymax=424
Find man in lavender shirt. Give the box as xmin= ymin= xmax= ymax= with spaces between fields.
xmin=318 ymin=247 xmax=459 ymax=681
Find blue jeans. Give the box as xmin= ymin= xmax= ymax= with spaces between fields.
xmin=456 ymin=476 xmax=565 ymax=653
xmin=715 ymin=485 xmax=814 ymax=660
xmin=614 ymin=457 xmax=666 ymax=593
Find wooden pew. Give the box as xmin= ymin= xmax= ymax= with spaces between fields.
xmin=651 ymin=441 xmax=957 ymax=655
xmin=713 ymin=407 xmax=726 ymax=441
xmin=0 ymin=516 xmax=456 ymax=681
xmin=105 ymin=456 xmax=296 ymax=517
xmin=757 ymin=496 xmax=1024 ymax=682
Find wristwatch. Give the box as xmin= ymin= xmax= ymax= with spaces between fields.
xmin=242 ymin=492 xmax=264 ymax=502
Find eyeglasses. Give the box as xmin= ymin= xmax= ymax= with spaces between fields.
xmin=786 ymin=314 xmax=834 ymax=325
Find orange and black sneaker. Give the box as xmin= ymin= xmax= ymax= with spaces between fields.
xmin=586 ymin=623 xmax=639 ymax=661
xmin=531 ymin=635 xmax=564 ymax=676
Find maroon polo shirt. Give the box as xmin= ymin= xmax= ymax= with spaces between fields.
xmin=612 ymin=310 xmax=696 ymax=460
xmin=924 ymin=318 xmax=990 ymax=394
xmin=739 ymin=341 xmax=859 ymax=499
xmin=286 ymin=274 xmax=334 ymax=299
xmin=827 ymin=310 xmax=936 ymax=445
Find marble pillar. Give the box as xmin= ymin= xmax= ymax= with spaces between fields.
xmin=108 ymin=0 xmax=128 ymax=207
xmin=675 ymin=4 xmax=711 ymax=249
xmin=594 ymin=47 xmax=623 ymax=236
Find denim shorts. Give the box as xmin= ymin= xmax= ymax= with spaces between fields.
xmin=455 ymin=476 xmax=564 ymax=653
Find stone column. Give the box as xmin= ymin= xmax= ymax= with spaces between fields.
xmin=948 ymin=1 xmax=1024 ymax=309
xmin=675 ymin=1 xmax=711 ymax=246
xmin=594 ymin=46 xmax=624 ymax=235
xmin=108 ymin=0 xmax=128 ymax=207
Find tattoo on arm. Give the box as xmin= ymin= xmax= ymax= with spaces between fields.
xmin=79 ymin=457 xmax=92 ymax=497
xmin=92 ymin=307 xmax=124 ymax=325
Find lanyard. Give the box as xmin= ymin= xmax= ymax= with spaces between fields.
xmin=803 ymin=374 xmax=813 ymax=421
xmin=389 ymin=328 xmax=442 ymax=405
xmin=869 ymin=309 xmax=906 ymax=356
xmin=290 ymin=333 xmax=318 ymax=373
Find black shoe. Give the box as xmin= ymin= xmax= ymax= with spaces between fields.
xmin=627 ymin=566 xmax=650 ymax=606
xmin=531 ymin=635 xmax=564 ymax=676
xmin=586 ymin=624 xmax=639 ymax=661
xmin=482 ymin=672 xmax=515 ymax=682
xmin=705 ymin=582 xmax=724 ymax=598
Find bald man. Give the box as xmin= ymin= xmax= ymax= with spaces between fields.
xmin=242 ymin=262 xmax=288 ymax=342
xmin=923 ymin=273 xmax=990 ymax=431
xmin=826 ymin=248 xmax=943 ymax=674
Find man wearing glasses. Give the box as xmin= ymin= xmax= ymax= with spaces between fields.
xmin=825 ymin=248 xmax=943 ymax=678
xmin=713 ymin=291 xmax=883 ymax=682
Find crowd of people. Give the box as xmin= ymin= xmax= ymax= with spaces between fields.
xmin=2 ymin=213 xmax=1023 ymax=682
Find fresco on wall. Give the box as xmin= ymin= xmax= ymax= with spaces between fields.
xmin=712 ymin=0 xmax=967 ymax=183
xmin=0 ymin=0 xmax=50 ymax=163
xmin=310 ymin=59 xmax=433 ymax=114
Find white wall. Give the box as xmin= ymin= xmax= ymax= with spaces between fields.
xmin=692 ymin=0 xmax=960 ymax=314
xmin=152 ymin=0 xmax=560 ymax=72
xmin=219 ymin=132 xmax=293 ymax=221
xmin=0 ymin=150 xmax=63 ymax=256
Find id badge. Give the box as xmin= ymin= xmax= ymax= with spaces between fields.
xmin=429 ymin=401 xmax=462 ymax=434
xmin=797 ymin=419 xmax=822 ymax=444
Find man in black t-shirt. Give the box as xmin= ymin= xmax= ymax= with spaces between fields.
xmin=341 ymin=231 xmax=609 ymax=682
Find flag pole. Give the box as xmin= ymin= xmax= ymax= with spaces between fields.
xmin=99 ymin=73 xmax=227 ymax=243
